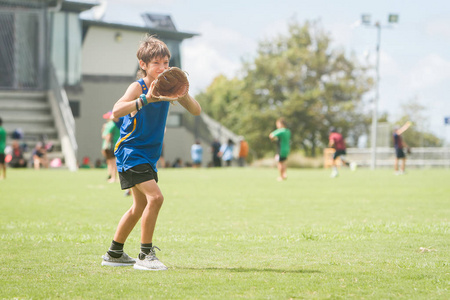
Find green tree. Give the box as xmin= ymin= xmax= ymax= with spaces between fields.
xmin=197 ymin=20 xmax=373 ymax=158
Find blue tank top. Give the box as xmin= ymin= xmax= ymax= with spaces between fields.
xmin=115 ymin=78 xmax=170 ymax=172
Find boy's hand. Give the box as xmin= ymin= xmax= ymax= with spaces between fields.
xmin=150 ymin=67 xmax=189 ymax=102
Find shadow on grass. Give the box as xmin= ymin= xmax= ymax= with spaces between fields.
xmin=173 ymin=266 xmax=320 ymax=274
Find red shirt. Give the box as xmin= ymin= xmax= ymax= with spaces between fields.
xmin=329 ymin=132 xmax=346 ymax=150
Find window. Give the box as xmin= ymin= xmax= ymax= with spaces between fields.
xmin=51 ymin=11 xmax=82 ymax=86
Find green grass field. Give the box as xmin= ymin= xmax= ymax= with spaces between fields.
xmin=0 ymin=167 xmax=449 ymax=299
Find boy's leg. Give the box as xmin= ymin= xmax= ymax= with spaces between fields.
xmin=394 ymin=157 xmax=399 ymax=172
xmin=113 ymin=185 xmax=147 ymax=243
xmin=102 ymin=185 xmax=147 ymax=266
xmin=400 ymin=158 xmax=406 ymax=172
xmin=281 ymin=161 xmax=287 ymax=179
xmin=133 ymin=180 xmax=168 ymax=271
xmin=133 ymin=180 xmax=164 ymax=244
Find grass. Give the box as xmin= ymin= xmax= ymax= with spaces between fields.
xmin=0 ymin=167 xmax=449 ymax=299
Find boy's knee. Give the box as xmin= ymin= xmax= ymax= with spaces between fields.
xmin=148 ymin=193 xmax=164 ymax=207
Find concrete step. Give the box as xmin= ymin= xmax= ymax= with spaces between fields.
xmin=0 ymin=101 xmax=50 ymax=111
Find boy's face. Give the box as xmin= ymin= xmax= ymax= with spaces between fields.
xmin=141 ymin=56 xmax=170 ymax=80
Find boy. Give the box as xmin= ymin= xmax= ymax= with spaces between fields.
xmin=328 ymin=127 xmax=357 ymax=178
xmin=269 ymin=118 xmax=291 ymax=181
xmin=101 ymin=35 xmax=201 ymax=271
xmin=393 ymin=121 xmax=412 ymax=175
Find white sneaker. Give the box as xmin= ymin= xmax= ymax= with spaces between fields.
xmin=134 ymin=247 xmax=168 ymax=271
xmin=350 ymin=162 xmax=357 ymax=171
xmin=330 ymin=171 xmax=338 ymax=178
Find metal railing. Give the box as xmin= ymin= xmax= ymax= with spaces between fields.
xmin=48 ymin=64 xmax=78 ymax=171
xmin=345 ymin=147 xmax=450 ymax=168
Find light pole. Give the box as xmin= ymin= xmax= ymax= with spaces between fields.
xmin=361 ymin=14 xmax=399 ymax=169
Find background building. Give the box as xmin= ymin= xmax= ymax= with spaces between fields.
xmin=0 ymin=0 xmax=240 ymax=170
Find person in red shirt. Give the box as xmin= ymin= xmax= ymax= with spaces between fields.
xmin=328 ymin=127 xmax=356 ymax=177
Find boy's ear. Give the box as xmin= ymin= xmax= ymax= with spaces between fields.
xmin=139 ymin=60 xmax=146 ymax=70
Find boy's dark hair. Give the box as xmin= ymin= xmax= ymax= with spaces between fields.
xmin=277 ymin=117 xmax=286 ymax=127
xmin=136 ymin=34 xmax=171 ymax=78
xmin=0 ymin=117 xmax=2 ymax=126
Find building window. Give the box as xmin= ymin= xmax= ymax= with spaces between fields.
xmin=166 ymin=113 xmax=181 ymax=127
xmin=51 ymin=11 xmax=82 ymax=86
xmin=69 ymin=100 xmax=80 ymax=118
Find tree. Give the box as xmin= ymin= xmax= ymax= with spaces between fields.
xmin=197 ymin=20 xmax=373 ymax=158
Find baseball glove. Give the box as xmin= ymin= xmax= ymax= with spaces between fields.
xmin=150 ymin=67 xmax=189 ymax=101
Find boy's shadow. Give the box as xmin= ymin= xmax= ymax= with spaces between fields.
xmin=173 ymin=266 xmax=320 ymax=274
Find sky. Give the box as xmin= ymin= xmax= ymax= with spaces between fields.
xmin=83 ymin=0 xmax=450 ymax=144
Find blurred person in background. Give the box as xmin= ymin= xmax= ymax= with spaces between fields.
xmin=237 ymin=136 xmax=249 ymax=167
xmin=211 ymin=139 xmax=221 ymax=167
xmin=9 ymin=140 xmax=27 ymax=168
xmin=32 ymin=142 xmax=49 ymax=170
xmin=191 ymin=140 xmax=203 ymax=168
xmin=0 ymin=117 xmax=6 ymax=179
xmin=218 ymin=138 xmax=235 ymax=167
xmin=393 ymin=121 xmax=412 ymax=175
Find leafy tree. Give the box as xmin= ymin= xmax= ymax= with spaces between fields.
xmin=197 ymin=20 xmax=373 ymax=157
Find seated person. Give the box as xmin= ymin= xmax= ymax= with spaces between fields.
xmin=32 ymin=142 xmax=49 ymax=169
xmin=9 ymin=140 xmax=27 ymax=168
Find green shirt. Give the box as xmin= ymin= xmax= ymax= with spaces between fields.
xmin=0 ymin=126 xmax=6 ymax=154
xmin=271 ymin=127 xmax=291 ymax=157
xmin=102 ymin=121 xmax=120 ymax=151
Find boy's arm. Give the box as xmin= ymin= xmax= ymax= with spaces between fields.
xmin=396 ymin=121 xmax=412 ymax=135
xmin=112 ymin=82 xmax=143 ymax=118
xmin=177 ymin=93 xmax=201 ymax=116
xmin=112 ymin=82 xmax=162 ymax=118
xmin=269 ymin=129 xmax=279 ymax=141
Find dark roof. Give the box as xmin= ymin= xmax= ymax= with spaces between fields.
xmin=0 ymin=0 xmax=97 ymax=11
xmin=61 ymin=0 xmax=99 ymax=13
xmin=141 ymin=13 xmax=177 ymax=31
xmin=82 ymin=18 xmax=198 ymax=41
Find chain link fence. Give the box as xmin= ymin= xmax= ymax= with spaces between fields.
xmin=0 ymin=1 xmax=48 ymax=90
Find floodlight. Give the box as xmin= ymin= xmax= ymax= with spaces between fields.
xmin=388 ymin=14 xmax=399 ymax=24
xmin=361 ymin=14 xmax=371 ymax=25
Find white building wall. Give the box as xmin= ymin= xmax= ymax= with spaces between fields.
xmin=82 ymin=26 xmax=146 ymax=76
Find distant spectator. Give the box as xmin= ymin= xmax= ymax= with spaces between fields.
xmin=80 ymin=156 xmax=92 ymax=169
xmin=0 ymin=117 xmax=6 ymax=179
xmin=101 ymin=111 xmax=121 ymax=183
xmin=211 ymin=139 xmax=221 ymax=167
xmin=191 ymin=140 xmax=203 ymax=168
xmin=172 ymin=158 xmax=183 ymax=168
xmin=218 ymin=139 xmax=235 ymax=167
xmin=238 ymin=136 xmax=249 ymax=167
xmin=11 ymin=128 xmax=24 ymax=140
xmin=32 ymin=142 xmax=49 ymax=170
xmin=9 ymin=140 xmax=27 ymax=168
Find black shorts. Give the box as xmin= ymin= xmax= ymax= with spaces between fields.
xmin=279 ymin=156 xmax=287 ymax=162
xmin=333 ymin=149 xmax=346 ymax=160
xmin=118 ymin=164 xmax=158 ymax=190
xmin=0 ymin=153 xmax=5 ymax=164
xmin=396 ymin=148 xmax=405 ymax=158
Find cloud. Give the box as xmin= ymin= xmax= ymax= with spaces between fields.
xmin=181 ymin=21 xmax=257 ymax=94
xmin=426 ymin=19 xmax=450 ymax=40
xmin=404 ymin=53 xmax=450 ymax=90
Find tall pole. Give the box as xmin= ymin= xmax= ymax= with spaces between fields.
xmin=370 ymin=22 xmax=381 ymax=170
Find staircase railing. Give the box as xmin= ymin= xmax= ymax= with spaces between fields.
xmin=48 ymin=64 xmax=78 ymax=171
